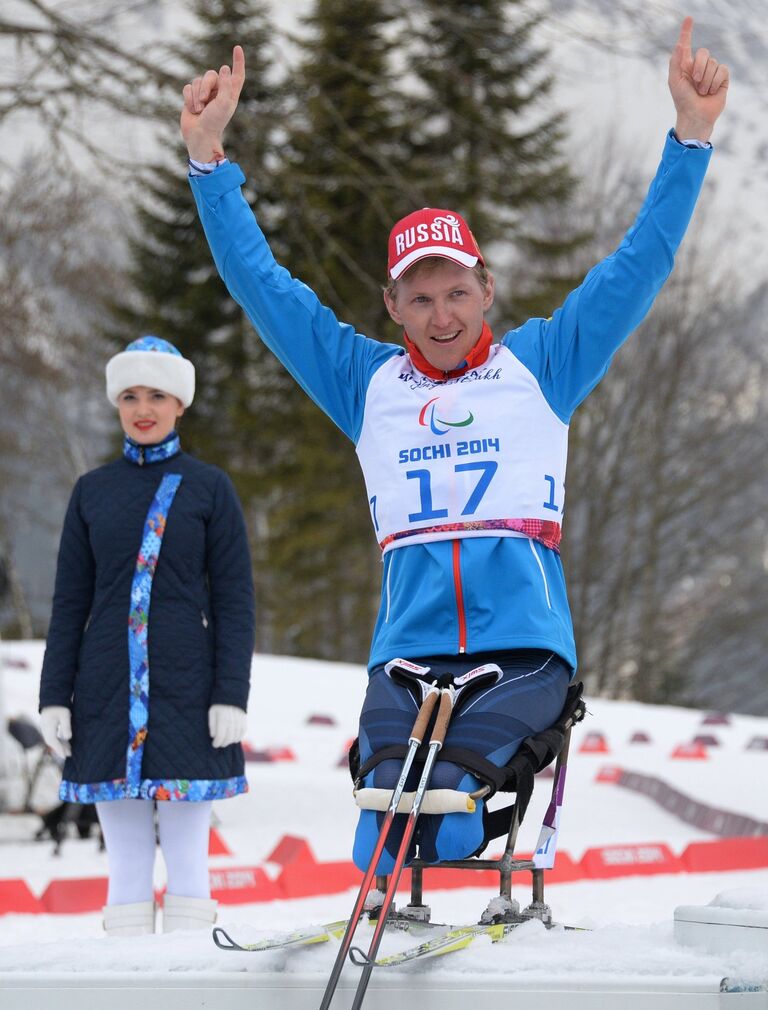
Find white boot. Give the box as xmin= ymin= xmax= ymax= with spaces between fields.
xmin=102 ymin=900 xmax=156 ymax=937
xmin=162 ymin=894 xmax=218 ymax=932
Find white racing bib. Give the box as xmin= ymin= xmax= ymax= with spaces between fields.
xmin=356 ymin=344 xmax=568 ymax=554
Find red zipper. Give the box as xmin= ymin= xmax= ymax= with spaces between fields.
xmin=452 ymin=539 xmax=467 ymax=653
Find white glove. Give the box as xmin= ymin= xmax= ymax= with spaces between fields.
xmin=40 ymin=706 xmax=72 ymax=759
xmin=208 ymin=704 xmax=247 ymax=748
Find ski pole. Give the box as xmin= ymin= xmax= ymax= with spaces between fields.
xmin=532 ymin=723 xmax=574 ymax=871
xmin=318 ymin=681 xmax=441 ymax=1010
xmin=531 ymin=684 xmax=585 ymax=874
xmin=348 ymin=686 xmax=455 ymax=1008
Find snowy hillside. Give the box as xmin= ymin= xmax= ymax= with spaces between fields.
xmin=0 ymin=641 xmax=767 ymax=989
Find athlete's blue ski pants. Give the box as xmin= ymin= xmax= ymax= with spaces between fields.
xmin=352 ymin=649 xmax=571 ymax=874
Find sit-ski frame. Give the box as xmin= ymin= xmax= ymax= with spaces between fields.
xmin=375 ymin=725 xmax=574 ymax=924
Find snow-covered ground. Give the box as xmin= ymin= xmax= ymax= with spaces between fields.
xmin=0 ymin=640 xmax=767 ymax=986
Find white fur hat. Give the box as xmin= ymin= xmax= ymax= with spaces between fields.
xmin=106 ymin=336 xmax=195 ymax=407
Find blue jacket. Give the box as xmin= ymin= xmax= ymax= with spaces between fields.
xmin=40 ymin=441 xmax=255 ymax=800
xmin=189 ymin=132 xmax=710 ymax=672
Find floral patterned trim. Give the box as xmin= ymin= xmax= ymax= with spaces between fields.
xmin=379 ymin=518 xmax=562 ymax=553
xmin=60 ymin=775 xmax=248 ymax=803
xmin=123 ymin=432 xmax=181 ymax=465
xmin=126 ymin=473 xmax=182 ymax=791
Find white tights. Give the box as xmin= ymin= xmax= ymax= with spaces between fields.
xmin=96 ymin=799 xmax=213 ymax=905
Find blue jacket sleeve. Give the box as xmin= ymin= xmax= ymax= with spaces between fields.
xmin=189 ymin=166 xmax=401 ymax=443
xmin=39 ymin=478 xmax=95 ymax=710
xmin=505 ymin=131 xmax=712 ymax=421
xmin=205 ymin=470 xmax=255 ymax=711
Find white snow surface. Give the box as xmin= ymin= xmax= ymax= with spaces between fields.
xmin=710 ymin=888 xmax=768 ymax=912
xmin=1 ymin=641 xmax=767 ymax=984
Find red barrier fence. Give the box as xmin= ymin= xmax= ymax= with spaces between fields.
xmin=210 ymin=866 xmax=283 ymax=904
xmin=40 ymin=876 xmax=108 ymax=914
xmin=0 ymin=879 xmax=41 ymax=914
xmin=682 ymin=837 xmax=768 ymax=873
xmin=580 ymin=843 xmax=683 ymax=878
xmin=3 ymin=832 xmax=766 ymax=915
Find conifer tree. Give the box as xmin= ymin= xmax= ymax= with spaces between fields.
xmin=260 ymin=0 xmax=582 ymax=659
xmin=259 ymin=0 xmax=413 ymax=660
xmin=113 ymin=0 xmax=408 ymax=663
xmin=110 ymin=0 xmax=291 ymax=652
xmin=114 ymin=0 xmax=581 ymax=665
xmin=399 ymin=0 xmax=581 ymax=321
xmin=114 ymin=0 xmax=286 ymax=458
xmin=276 ymin=0 xmax=417 ymax=337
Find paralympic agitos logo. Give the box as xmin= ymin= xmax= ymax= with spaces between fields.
xmin=418 ymin=396 xmax=474 ymax=436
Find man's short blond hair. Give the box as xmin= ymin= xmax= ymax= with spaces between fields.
xmin=385 ymin=257 xmax=490 ymax=301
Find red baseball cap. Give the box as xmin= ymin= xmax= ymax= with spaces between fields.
xmin=387 ymin=207 xmax=484 ymax=280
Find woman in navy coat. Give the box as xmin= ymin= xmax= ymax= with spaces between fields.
xmin=39 ymin=336 xmax=255 ymax=935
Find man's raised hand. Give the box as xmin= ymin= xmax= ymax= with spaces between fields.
xmin=668 ymin=17 xmax=729 ymax=143
xmin=181 ymin=45 xmax=245 ymax=163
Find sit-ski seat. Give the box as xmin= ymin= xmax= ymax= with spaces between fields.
xmin=349 ymin=668 xmax=586 ymax=921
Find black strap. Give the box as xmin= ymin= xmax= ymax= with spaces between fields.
xmin=354 ymin=744 xmax=404 ymax=784
xmin=350 ymin=681 xmax=586 ymax=845
xmin=477 ymin=681 xmax=586 ymax=849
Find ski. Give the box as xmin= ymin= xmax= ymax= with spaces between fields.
xmin=212 ymin=913 xmax=448 ymax=954
xmin=350 ymin=920 xmax=515 ymax=966
xmin=214 ymin=912 xmax=585 ymax=961
xmin=350 ymin=918 xmax=588 ymax=968
xmin=212 ymin=918 xmax=351 ymax=952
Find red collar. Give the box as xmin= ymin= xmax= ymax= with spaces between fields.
xmin=404 ymin=322 xmax=494 ymax=381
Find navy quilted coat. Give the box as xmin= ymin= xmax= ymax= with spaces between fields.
xmin=39 ymin=440 xmax=255 ymax=801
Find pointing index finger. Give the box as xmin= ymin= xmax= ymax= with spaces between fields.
xmin=678 ymin=15 xmax=694 ymax=57
xmin=232 ymin=45 xmax=245 ymax=87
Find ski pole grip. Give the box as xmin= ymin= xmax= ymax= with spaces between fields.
xmin=410 ymin=687 xmax=439 ymax=745
xmin=430 ymin=688 xmax=454 ymax=747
